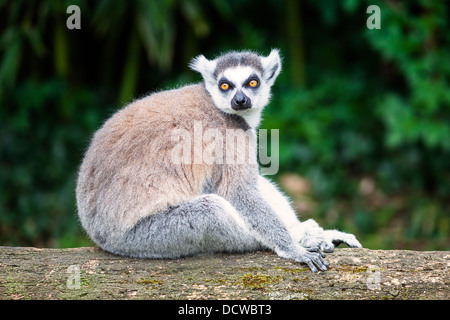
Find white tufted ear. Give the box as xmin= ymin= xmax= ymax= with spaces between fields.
xmin=189 ymin=54 xmax=217 ymax=85
xmin=260 ymin=49 xmax=282 ymax=87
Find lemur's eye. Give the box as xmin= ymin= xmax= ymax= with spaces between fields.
xmin=249 ymin=79 xmax=258 ymax=87
xmin=220 ymin=83 xmax=230 ymax=91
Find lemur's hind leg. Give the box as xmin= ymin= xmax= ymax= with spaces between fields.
xmin=113 ymin=194 xmax=263 ymax=259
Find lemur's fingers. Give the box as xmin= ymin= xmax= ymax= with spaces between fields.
xmin=306 ymin=260 xmax=318 ymax=273
xmin=310 ymin=254 xmax=328 ymax=272
xmin=307 ymin=247 xmax=326 ymax=259
xmin=301 ymin=250 xmax=328 ymax=272
xmin=279 ymin=248 xmax=329 ymax=273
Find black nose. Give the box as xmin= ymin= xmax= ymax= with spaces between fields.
xmin=231 ymin=91 xmax=251 ymax=110
xmin=234 ymin=92 xmax=247 ymax=105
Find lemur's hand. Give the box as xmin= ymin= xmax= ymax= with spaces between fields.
xmin=277 ymin=246 xmax=329 ymax=273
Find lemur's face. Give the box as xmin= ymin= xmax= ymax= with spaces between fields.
xmin=190 ymin=50 xmax=281 ymax=127
xmin=214 ymin=66 xmax=266 ymax=112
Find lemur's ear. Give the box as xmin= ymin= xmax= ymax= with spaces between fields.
xmin=189 ymin=55 xmax=216 ymax=85
xmin=261 ymin=49 xmax=282 ymax=87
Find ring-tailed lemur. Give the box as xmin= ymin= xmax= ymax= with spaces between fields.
xmin=76 ymin=49 xmax=362 ymax=273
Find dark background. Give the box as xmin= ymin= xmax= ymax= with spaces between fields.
xmin=1 ymin=0 xmax=449 ymax=250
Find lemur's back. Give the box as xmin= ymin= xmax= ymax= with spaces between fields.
xmin=76 ymin=83 xmax=249 ymax=238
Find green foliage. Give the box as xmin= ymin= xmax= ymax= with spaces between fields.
xmin=0 ymin=78 xmax=102 ymax=246
xmin=0 ymin=0 xmax=448 ymax=249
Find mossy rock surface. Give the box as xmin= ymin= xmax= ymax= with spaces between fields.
xmin=0 ymin=247 xmax=448 ymax=300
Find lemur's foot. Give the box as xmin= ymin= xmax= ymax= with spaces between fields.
xmin=322 ymin=230 xmax=362 ymax=251
xmin=298 ymin=219 xmax=362 ymax=253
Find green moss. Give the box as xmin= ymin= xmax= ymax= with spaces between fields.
xmin=80 ymin=276 xmax=91 ymax=287
xmin=274 ymin=266 xmax=309 ymax=274
xmin=240 ymin=273 xmax=280 ymax=290
xmin=5 ymin=276 xmax=27 ymax=299
xmin=239 ymin=266 xmax=266 ymax=272
xmin=136 ymin=278 xmax=164 ymax=286
xmin=204 ymin=278 xmax=227 ymax=285
xmin=289 ymin=288 xmax=314 ymax=294
xmin=331 ymin=265 xmax=369 ymax=273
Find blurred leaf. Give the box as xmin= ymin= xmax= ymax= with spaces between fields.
xmin=0 ymin=30 xmax=20 ymax=90
xmin=180 ymin=0 xmax=210 ymax=37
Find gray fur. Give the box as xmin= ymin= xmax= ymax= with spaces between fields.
xmin=76 ymin=49 xmax=362 ymax=273
xmin=116 ymin=194 xmax=263 ymax=258
xmin=213 ymin=51 xmax=264 ymax=78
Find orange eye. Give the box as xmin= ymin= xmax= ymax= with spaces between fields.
xmin=220 ymin=83 xmax=230 ymax=91
xmin=249 ymin=80 xmax=258 ymax=87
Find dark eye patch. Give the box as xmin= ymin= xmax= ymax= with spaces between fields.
xmin=243 ymin=74 xmax=260 ymax=89
xmin=218 ymin=77 xmax=234 ymax=92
